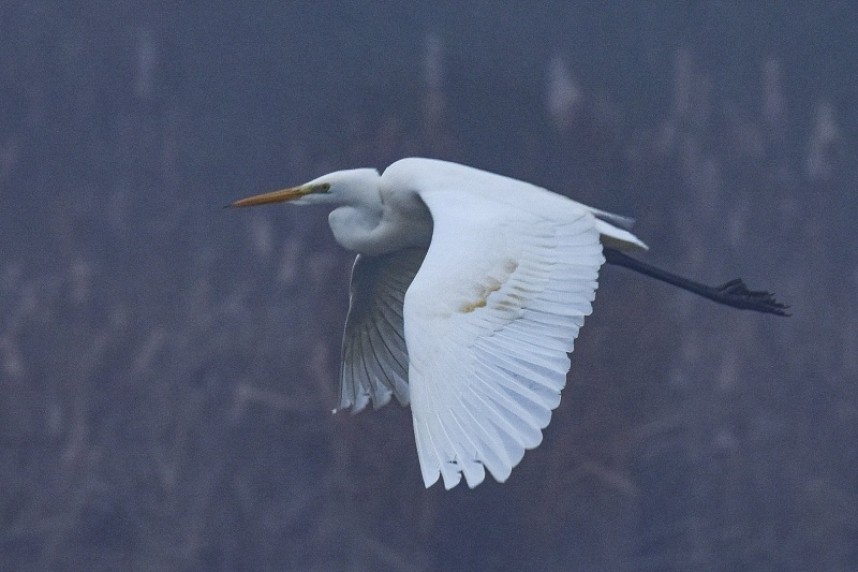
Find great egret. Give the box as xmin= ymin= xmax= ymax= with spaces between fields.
xmin=230 ymin=157 xmax=787 ymax=490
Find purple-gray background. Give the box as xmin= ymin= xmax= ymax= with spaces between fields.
xmin=2 ymin=2 xmax=856 ymax=570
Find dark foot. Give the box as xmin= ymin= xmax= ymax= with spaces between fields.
xmin=713 ymin=278 xmax=790 ymax=316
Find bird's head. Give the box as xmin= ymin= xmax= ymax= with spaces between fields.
xmin=229 ymin=168 xmax=380 ymax=209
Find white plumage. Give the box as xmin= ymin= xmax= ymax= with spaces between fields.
xmin=231 ymin=157 xmax=647 ymax=489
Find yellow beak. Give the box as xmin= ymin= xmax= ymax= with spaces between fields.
xmin=228 ymin=185 xmax=312 ymax=208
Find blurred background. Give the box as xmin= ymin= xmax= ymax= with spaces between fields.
xmin=1 ymin=2 xmax=856 ymax=571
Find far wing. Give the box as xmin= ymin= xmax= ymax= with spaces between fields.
xmin=339 ymin=248 xmax=427 ymax=413
xmin=404 ymin=190 xmax=604 ymax=489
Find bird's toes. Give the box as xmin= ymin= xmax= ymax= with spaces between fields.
xmin=715 ymin=278 xmax=790 ymax=316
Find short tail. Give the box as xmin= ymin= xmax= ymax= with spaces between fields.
xmin=592 ymin=213 xmax=648 ymax=251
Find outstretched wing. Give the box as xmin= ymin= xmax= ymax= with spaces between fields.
xmin=404 ymin=189 xmax=604 ymax=489
xmin=339 ymin=248 xmax=427 ymax=413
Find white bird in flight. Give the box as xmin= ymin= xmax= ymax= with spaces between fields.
xmin=230 ymin=158 xmax=787 ymax=490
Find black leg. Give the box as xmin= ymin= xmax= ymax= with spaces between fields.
xmin=603 ymin=248 xmax=790 ymax=317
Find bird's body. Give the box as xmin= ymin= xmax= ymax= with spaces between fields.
xmin=231 ymin=157 xmax=786 ymax=489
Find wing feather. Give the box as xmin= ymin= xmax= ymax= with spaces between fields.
xmin=338 ymin=249 xmax=426 ymax=412
xmin=405 ymin=188 xmax=604 ymax=488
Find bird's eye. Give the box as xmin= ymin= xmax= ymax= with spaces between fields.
xmin=318 ymin=183 xmax=331 ymax=193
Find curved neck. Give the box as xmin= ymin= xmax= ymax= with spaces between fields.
xmin=328 ymin=205 xmax=384 ymax=254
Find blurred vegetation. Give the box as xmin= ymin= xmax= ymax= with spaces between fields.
xmin=1 ymin=3 xmax=856 ymax=571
